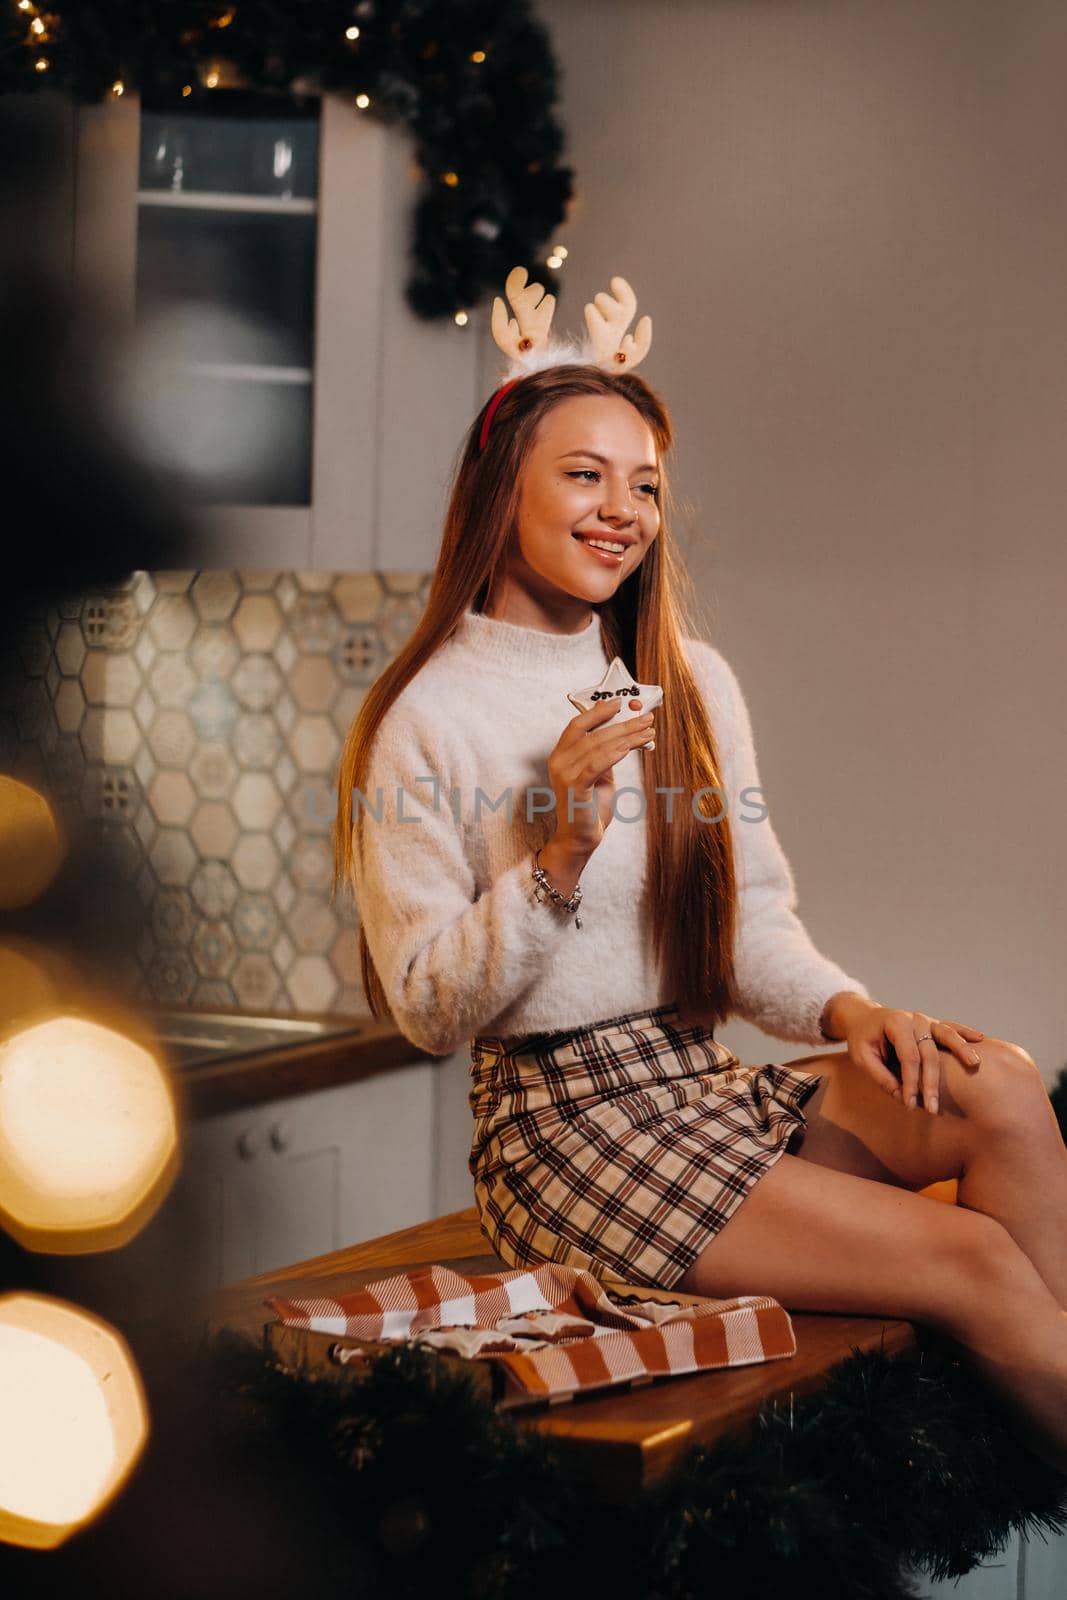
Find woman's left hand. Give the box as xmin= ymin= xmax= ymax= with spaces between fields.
xmin=846 ymin=1007 xmax=985 ymax=1115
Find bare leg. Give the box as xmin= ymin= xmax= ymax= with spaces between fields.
xmin=780 ymin=1037 xmax=1067 ymax=1305
xmin=675 ymin=1151 xmax=1067 ymax=1473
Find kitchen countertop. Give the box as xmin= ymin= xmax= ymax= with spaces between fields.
xmin=159 ymin=1008 xmax=434 ymax=1120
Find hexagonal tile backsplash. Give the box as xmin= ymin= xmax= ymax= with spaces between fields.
xmin=1 ymin=570 xmax=431 ymax=1014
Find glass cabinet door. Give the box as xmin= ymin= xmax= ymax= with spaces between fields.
xmin=133 ymin=94 xmax=320 ymax=507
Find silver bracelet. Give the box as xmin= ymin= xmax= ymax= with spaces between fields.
xmin=531 ymin=847 xmax=583 ymax=929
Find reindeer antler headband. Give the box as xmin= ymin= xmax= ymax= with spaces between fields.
xmin=478 ymin=266 xmax=653 ymax=451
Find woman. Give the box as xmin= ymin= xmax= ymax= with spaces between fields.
xmin=335 ymin=271 xmax=1067 ymax=1470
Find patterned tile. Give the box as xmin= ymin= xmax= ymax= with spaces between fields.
xmin=191 ymin=919 xmax=237 ymax=979
xmin=151 ymin=888 xmax=196 ymax=946
xmin=287 ymin=954 xmax=339 ymax=1013
xmin=147 ymin=770 xmax=197 ymax=828
xmin=189 ymin=626 xmax=240 ymax=682
xmin=274 ymin=573 xmax=298 ymax=613
xmin=132 ymin=744 xmax=156 ymax=791
xmin=290 ymin=775 xmax=335 ymax=835
xmin=236 ymin=570 xmax=275 ymax=594
xmin=232 ymin=892 xmax=279 ymax=952
xmin=146 ymin=708 xmax=197 ymax=768
xmin=287 ymin=714 xmax=339 ymax=774
xmin=290 ymin=655 xmax=338 ymax=714
xmin=189 ymin=800 xmax=238 ymax=859
xmin=287 ymin=892 xmax=338 ymax=954
xmin=290 ymin=594 xmax=339 ymax=655
xmin=82 ymin=764 xmax=142 ymax=825
xmin=231 ymin=772 xmax=282 ymax=831
xmin=232 ymin=832 xmax=280 ymax=891
xmin=81 ymin=594 xmax=138 ymax=651
xmin=231 ymin=652 xmax=283 ymax=712
xmin=272 ymin=873 xmax=296 ymax=916
xmin=190 ymin=572 xmax=240 ymax=624
xmin=333 ymin=573 xmax=382 ymax=623
xmin=148 ymin=827 xmax=198 ymax=888
xmin=295 ymin=571 xmax=334 ymax=595
xmin=81 ymin=650 xmax=140 ymax=708
xmin=336 ymin=626 xmax=383 ymax=685
xmin=380 ymin=594 xmax=423 ymax=653
xmin=188 ymin=681 xmax=238 ymax=741
xmin=7 ymin=568 xmax=432 ymax=1016
xmin=54 ymin=678 xmax=86 ymax=735
xmin=147 ymin=652 xmax=197 ymax=709
xmin=381 ymin=571 xmax=423 ymax=596
xmin=233 ymin=595 xmax=283 ymax=652
xmin=331 ymin=683 xmax=365 ymax=735
xmin=192 ymin=978 xmax=237 ymax=1009
xmin=232 ymin=711 xmax=282 ymax=769
xmin=190 ymin=860 xmax=239 ymax=919
xmin=80 ymin=707 xmax=140 ymax=766
xmin=289 ymin=835 xmax=332 ymax=893
xmin=272 ymin=809 xmax=297 ymax=854
xmin=231 ymin=951 xmax=280 ymax=1010
xmin=54 ymin=622 xmax=86 ymax=677
xmin=188 ymin=741 xmax=237 ymax=799
xmin=329 ymin=925 xmax=362 ymax=985
xmin=145 ymin=945 xmax=197 ymax=1004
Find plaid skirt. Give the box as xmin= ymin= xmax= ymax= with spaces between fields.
xmin=469 ymin=1002 xmax=824 ymax=1291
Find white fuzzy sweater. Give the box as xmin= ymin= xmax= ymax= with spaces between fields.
xmin=350 ymin=607 xmax=870 ymax=1057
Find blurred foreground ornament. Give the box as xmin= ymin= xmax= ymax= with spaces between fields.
xmin=0 ymin=776 xmax=65 ymax=910
xmin=0 ymin=1292 xmax=148 ymax=1549
xmin=0 ymin=1015 xmax=180 ymax=1254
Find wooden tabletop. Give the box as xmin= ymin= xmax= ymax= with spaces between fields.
xmin=206 ymin=1205 xmax=925 ymax=1503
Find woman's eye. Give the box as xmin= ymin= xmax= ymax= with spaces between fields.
xmin=567 ymin=470 xmax=659 ymax=499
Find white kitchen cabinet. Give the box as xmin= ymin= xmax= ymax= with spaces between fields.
xmin=902 ymin=1525 xmax=1067 ymax=1599
xmin=175 ymin=1056 xmax=438 ymax=1290
xmin=1019 ymin=1526 xmax=1067 ymax=1599
xmin=67 ymin=87 xmax=483 ymax=570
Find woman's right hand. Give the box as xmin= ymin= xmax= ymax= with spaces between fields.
xmin=545 ymin=698 xmax=656 ymax=860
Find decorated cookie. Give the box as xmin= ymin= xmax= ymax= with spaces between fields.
xmin=567 ymin=656 xmax=664 ymax=724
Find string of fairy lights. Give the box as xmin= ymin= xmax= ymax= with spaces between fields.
xmin=1 ymin=0 xmax=575 ymax=321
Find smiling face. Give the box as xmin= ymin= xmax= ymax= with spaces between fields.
xmin=486 ymin=393 xmax=662 ymax=631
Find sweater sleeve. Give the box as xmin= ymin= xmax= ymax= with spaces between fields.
xmin=688 ymin=640 xmax=871 ymax=1046
xmin=349 ymin=701 xmax=575 ymax=1057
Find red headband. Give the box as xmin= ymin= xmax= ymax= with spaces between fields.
xmin=478 ymin=378 xmax=520 ymax=451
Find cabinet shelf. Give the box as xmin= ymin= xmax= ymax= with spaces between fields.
xmin=182 ymin=362 xmax=313 ymax=384
xmin=137 ymin=189 xmax=317 ymax=215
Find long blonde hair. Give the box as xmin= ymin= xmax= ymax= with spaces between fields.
xmin=333 ymin=365 xmax=739 ymax=1029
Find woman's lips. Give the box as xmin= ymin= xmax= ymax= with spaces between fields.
xmin=572 ymin=534 xmax=626 ymax=565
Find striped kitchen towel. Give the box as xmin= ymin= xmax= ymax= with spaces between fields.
xmin=266 ymin=1262 xmax=796 ymax=1403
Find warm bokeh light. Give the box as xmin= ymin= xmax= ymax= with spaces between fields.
xmin=0 ymin=1294 xmax=148 ymax=1550
xmin=0 ymin=940 xmax=65 ymax=1028
xmin=0 ymin=776 xmax=65 ymax=910
xmin=0 ymin=1015 xmax=179 ymax=1254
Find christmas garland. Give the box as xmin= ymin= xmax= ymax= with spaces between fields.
xmin=0 ymin=0 xmax=574 ymax=319
xmin=90 ymin=1322 xmax=1062 ymax=1600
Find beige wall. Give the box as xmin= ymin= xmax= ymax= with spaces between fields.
xmin=538 ymin=0 xmax=1067 ymax=1080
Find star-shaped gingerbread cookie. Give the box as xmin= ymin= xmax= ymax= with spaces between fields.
xmin=566 ymin=656 xmax=664 ymax=724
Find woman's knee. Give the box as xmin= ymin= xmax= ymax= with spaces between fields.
xmin=931 ymin=1205 xmax=1040 ymax=1335
xmin=954 ymin=1036 xmax=1051 ymax=1142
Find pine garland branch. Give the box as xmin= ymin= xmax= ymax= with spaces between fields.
xmin=0 ymin=0 xmax=574 ymax=319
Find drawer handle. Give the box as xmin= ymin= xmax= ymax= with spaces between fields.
xmin=269 ymin=1122 xmax=291 ymax=1154
xmin=236 ymin=1129 xmax=258 ymax=1160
